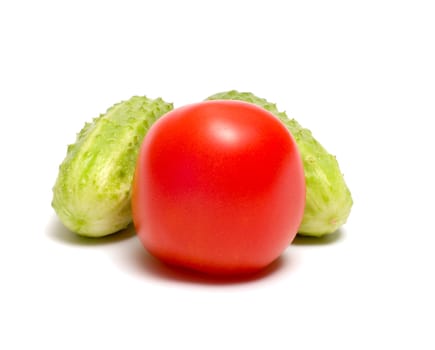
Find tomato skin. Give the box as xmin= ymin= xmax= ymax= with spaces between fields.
xmin=132 ymin=100 xmax=305 ymax=275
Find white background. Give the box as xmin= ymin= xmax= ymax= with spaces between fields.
xmin=1 ymin=0 xmax=434 ymax=349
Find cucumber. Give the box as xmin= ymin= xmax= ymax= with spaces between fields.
xmin=52 ymin=96 xmax=173 ymax=237
xmin=206 ymin=90 xmax=353 ymax=236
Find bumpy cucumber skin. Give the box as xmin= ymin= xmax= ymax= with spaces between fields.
xmin=52 ymin=96 xmax=173 ymax=237
xmin=206 ymin=90 xmax=353 ymax=236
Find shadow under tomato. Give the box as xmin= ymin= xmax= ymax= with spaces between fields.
xmin=46 ymin=214 xmax=296 ymax=285
xmin=129 ymin=244 xmax=292 ymax=286
xmin=45 ymin=215 xmax=136 ymax=246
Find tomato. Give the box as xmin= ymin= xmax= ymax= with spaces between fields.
xmin=132 ymin=100 xmax=305 ymax=276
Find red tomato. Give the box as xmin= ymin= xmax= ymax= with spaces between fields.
xmin=132 ymin=100 xmax=305 ymax=276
